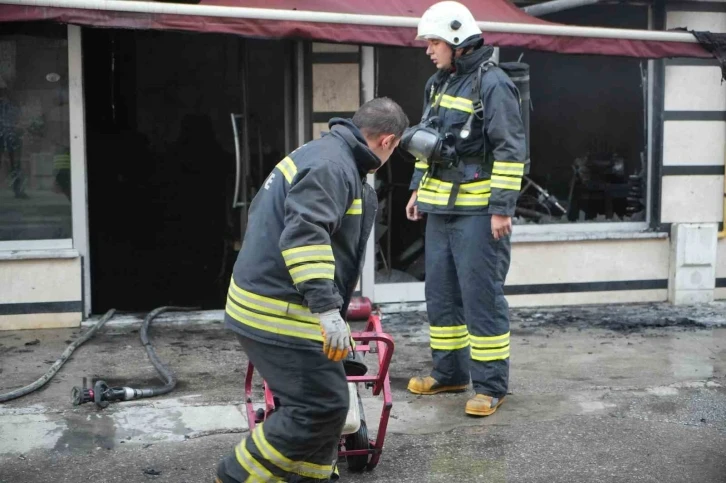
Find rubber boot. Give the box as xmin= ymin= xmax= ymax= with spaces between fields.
xmin=407 ymin=375 xmax=468 ymax=395
xmin=465 ymin=395 xmax=505 ymax=417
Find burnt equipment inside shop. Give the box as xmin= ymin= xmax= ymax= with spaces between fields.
xmin=375 ymin=45 xmax=648 ymax=284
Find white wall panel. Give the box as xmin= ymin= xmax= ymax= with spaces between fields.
xmin=661 ymin=175 xmax=725 ymax=223
xmin=666 ymin=11 xmax=726 ymax=32
xmin=507 ymin=289 xmax=667 ymax=307
xmin=507 ymin=239 xmax=670 ymax=285
xmin=312 ymin=64 xmax=360 ymax=112
xmin=718 ymin=238 xmax=726 ymax=277
xmin=663 ymin=120 xmax=726 ymax=166
xmin=664 ymin=66 xmax=726 ymax=111
xmin=0 ymin=258 xmax=81 ymax=304
xmin=374 ymin=238 xmax=671 ymax=307
xmin=0 ymin=258 xmax=82 ymax=330
xmin=0 ymin=313 xmax=80 ymax=330
xmin=312 ymin=122 xmax=328 ymax=140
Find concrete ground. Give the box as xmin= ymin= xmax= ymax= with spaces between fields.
xmin=0 ymin=302 xmax=725 ymax=483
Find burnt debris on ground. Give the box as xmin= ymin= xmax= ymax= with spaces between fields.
xmin=381 ymin=302 xmax=725 ymax=335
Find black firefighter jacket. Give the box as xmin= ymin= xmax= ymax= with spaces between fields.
xmin=225 ymin=118 xmax=379 ymax=351
xmin=409 ymin=45 xmax=528 ymax=216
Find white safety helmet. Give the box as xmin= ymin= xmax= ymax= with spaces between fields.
xmin=416 ymin=1 xmax=482 ymax=47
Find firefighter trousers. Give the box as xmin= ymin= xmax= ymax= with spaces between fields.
xmin=425 ymin=213 xmax=511 ymax=398
xmin=218 ymin=335 xmax=349 ymax=483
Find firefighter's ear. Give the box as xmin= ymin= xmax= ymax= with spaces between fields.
xmin=381 ymin=133 xmax=397 ymax=150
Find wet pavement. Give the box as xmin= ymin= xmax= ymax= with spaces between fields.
xmin=0 ymin=302 xmax=725 ymax=482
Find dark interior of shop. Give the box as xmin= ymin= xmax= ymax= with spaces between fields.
xmin=84 ymin=29 xmax=290 ymax=312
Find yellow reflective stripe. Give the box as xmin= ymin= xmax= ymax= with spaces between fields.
xmin=431 ymin=338 xmax=470 ymax=351
xmin=430 ymin=325 xmax=469 ymax=350
xmin=439 ymin=102 xmax=473 ymax=114
xmin=281 ymin=245 xmax=334 ymax=267
xmin=435 ymin=94 xmax=474 ymax=114
xmin=252 ymin=424 xmax=333 ymax=479
xmin=470 ymin=332 xmax=510 ymax=344
xmin=453 ymin=193 xmax=491 ymax=206
xmin=470 ymin=333 xmax=510 ymax=358
xmin=53 ymin=154 xmax=71 ymax=169
xmin=419 ymin=176 xmax=492 ymax=206
xmin=459 ymin=180 xmax=491 ymax=194
xmin=346 ymin=198 xmax=362 ymax=215
xmin=228 ymin=280 xmax=317 ymax=323
xmin=469 ymin=332 xmax=511 ymax=358
xmin=418 ymin=190 xmax=490 ymax=207
xmin=226 ymin=300 xmax=323 ymax=342
xmin=421 ymin=178 xmax=491 ymax=195
xmin=347 ymin=322 xmax=357 ymax=350
xmin=493 ymin=161 xmax=525 ymax=177
xmin=415 ymin=161 xmax=429 ymax=170
xmin=288 ymin=262 xmax=335 ymax=284
xmin=421 ymin=177 xmax=454 ymax=194
xmin=235 ymin=442 xmax=278 ymax=482
xmin=470 ymin=341 xmax=509 ymax=349
xmin=430 ymin=325 xmax=468 ymax=336
xmin=275 ymin=156 xmax=298 ymax=184
xmin=417 ymin=191 xmax=450 ymax=205
xmin=471 ymin=347 xmax=510 ymax=361
xmin=491 ymin=175 xmax=522 ymax=191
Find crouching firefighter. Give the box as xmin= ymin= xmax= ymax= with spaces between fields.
xmin=215 ymin=98 xmax=408 ymax=483
xmin=401 ymin=1 xmax=528 ymax=416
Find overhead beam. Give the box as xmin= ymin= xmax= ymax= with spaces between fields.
xmin=0 ymin=0 xmax=700 ymax=43
xmin=523 ymin=0 xmax=604 ymax=17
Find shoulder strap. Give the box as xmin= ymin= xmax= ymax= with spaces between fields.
xmin=471 ymin=60 xmax=497 ymax=120
xmin=422 ymin=76 xmax=451 ymax=122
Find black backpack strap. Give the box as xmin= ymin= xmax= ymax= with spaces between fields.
xmin=471 ymin=60 xmax=497 ymax=121
xmin=421 ymin=77 xmax=451 ymax=122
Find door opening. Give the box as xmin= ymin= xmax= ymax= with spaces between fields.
xmin=83 ymin=28 xmax=292 ymax=313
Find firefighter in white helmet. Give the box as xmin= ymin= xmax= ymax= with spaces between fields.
xmin=416 ymin=0 xmax=483 ymax=49
xmin=401 ymin=1 xmax=528 ymax=417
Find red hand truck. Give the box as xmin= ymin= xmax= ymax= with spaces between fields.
xmin=244 ymin=312 xmax=395 ymax=473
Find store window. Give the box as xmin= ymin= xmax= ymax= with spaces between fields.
xmin=0 ymin=24 xmax=70 ymax=242
xmin=373 ymin=4 xmax=650 ymax=283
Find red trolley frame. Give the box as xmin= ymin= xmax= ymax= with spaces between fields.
xmin=244 ymin=313 xmax=395 ymax=471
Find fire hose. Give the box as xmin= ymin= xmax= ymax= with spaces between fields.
xmin=0 ymin=309 xmax=117 ymax=403
xmin=0 ymin=306 xmax=196 ymax=407
xmin=2 ymin=299 xmax=372 ymax=407
xmin=71 ymin=306 xmax=197 ymax=408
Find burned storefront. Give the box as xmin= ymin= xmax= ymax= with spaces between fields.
xmin=0 ymin=0 xmax=723 ymax=329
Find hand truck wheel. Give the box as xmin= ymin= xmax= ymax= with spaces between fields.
xmin=345 ymin=419 xmax=370 ymax=472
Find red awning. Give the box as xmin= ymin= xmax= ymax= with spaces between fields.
xmin=0 ymin=0 xmax=712 ymax=59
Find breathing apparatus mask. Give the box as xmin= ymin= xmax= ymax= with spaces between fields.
xmin=399 ymin=116 xmax=459 ymax=165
